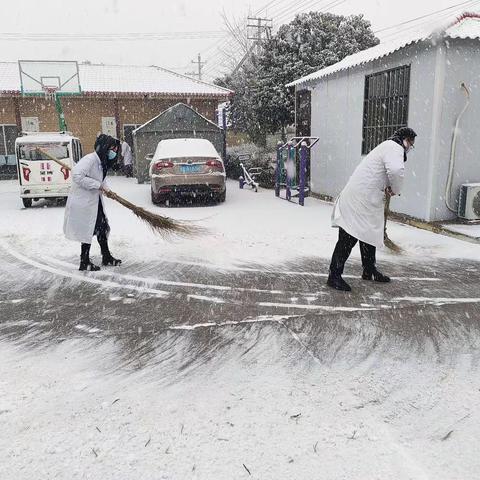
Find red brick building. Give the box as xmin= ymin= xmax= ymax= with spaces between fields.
xmin=0 ymin=61 xmax=232 ymax=165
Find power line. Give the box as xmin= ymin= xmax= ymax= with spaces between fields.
xmin=253 ymin=0 xmax=293 ymax=16
xmin=0 ymin=31 xmax=226 ymax=41
xmin=275 ymin=0 xmax=346 ymax=24
xmin=375 ymin=0 xmax=478 ymax=34
xmin=274 ymin=0 xmax=335 ymax=21
xmin=203 ymin=0 xmax=346 ymax=79
xmin=201 ymin=1 xmax=301 ymax=78
xmin=379 ymin=0 xmax=480 ymax=41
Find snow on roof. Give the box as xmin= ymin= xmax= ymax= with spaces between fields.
xmin=15 ymin=132 xmax=77 ymax=144
xmin=153 ymin=138 xmax=220 ymax=160
xmin=287 ymin=12 xmax=480 ymax=88
xmin=0 ymin=62 xmax=233 ymax=98
xmin=134 ymin=102 xmax=220 ymax=133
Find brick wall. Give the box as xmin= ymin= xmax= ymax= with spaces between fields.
xmin=0 ymin=97 xmax=16 ymax=123
xmin=0 ymin=94 xmax=221 ymax=152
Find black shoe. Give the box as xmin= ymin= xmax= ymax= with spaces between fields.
xmin=79 ymin=261 xmax=101 ymax=271
xmin=327 ymin=274 xmax=352 ymax=292
xmin=362 ymin=269 xmax=391 ymax=283
xmin=102 ymin=255 xmax=122 ymax=266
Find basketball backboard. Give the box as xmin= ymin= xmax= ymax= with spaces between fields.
xmin=18 ymin=60 xmax=81 ymax=96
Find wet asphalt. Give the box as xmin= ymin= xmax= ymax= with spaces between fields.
xmin=1 ymin=241 xmax=480 ymax=375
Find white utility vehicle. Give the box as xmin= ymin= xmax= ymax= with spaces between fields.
xmin=15 ymin=132 xmax=83 ymax=208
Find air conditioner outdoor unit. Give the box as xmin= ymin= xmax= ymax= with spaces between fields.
xmin=458 ymin=183 xmax=480 ymax=220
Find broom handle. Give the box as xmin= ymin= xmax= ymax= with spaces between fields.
xmin=384 ymin=193 xmax=391 ymax=237
xmin=37 ymin=148 xmax=112 ymax=195
xmin=35 ymin=149 xmax=198 ymax=238
xmin=36 ymin=149 xmax=72 ymax=172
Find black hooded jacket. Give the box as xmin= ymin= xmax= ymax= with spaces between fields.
xmin=388 ymin=127 xmax=417 ymax=163
xmin=94 ymin=134 xmax=121 ymax=179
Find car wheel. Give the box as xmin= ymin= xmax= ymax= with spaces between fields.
xmin=218 ymin=190 xmax=226 ymax=203
xmin=22 ymin=198 xmax=32 ymax=208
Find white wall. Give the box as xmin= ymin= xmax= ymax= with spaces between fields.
xmin=309 ymin=41 xmax=440 ymax=221
xmin=429 ymin=38 xmax=480 ymax=221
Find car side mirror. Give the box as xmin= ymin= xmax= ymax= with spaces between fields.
xmin=146 ymin=153 xmax=154 ymax=161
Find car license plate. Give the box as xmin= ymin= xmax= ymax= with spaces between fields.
xmin=180 ymin=164 xmax=201 ymax=173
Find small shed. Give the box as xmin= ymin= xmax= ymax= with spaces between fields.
xmin=133 ymin=103 xmax=226 ymax=183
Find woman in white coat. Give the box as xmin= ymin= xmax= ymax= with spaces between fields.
xmin=327 ymin=127 xmax=417 ymax=292
xmin=64 ymin=134 xmax=121 ymax=271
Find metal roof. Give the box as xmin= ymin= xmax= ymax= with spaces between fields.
xmin=0 ymin=62 xmax=233 ymax=98
xmin=287 ymin=13 xmax=480 ymax=88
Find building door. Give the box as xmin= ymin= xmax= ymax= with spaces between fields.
xmin=0 ymin=124 xmax=19 ymax=179
xmin=123 ymin=124 xmax=141 ymax=149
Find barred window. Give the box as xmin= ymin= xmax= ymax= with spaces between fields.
xmin=362 ymin=65 xmax=410 ymax=155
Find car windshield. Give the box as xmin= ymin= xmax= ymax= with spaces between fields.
xmin=18 ymin=142 xmax=69 ymax=161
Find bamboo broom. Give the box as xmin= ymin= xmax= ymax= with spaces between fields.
xmin=37 ymin=148 xmax=205 ymax=238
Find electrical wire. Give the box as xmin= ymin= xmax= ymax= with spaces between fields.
xmin=0 ymin=31 xmax=226 ymax=41
xmin=375 ymin=0 xmax=478 ymax=34
xmin=275 ymin=0 xmax=346 ymax=24
xmin=377 ymin=0 xmax=480 ymax=40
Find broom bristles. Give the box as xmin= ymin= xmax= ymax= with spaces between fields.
xmin=384 ymin=235 xmax=403 ymax=254
xmin=35 ymin=148 xmax=205 ymax=238
xmin=105 ymin=190 xmax=205 ymax=238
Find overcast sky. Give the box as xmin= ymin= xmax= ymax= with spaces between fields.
xmin=3 ymin=0 xmax=478 ymax=81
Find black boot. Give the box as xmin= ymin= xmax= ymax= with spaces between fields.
xmin=362 ymin=269 xmax=391 ymax=283
xmin=79 ymin=243 xmax=101 ymax=271
xmin=98 ymin=234 xmax=122 ymax=266
xmin=102 ymin=254 xmax=122 ymax=267
xmin=327 ymin=273 xmax=352 ymax=292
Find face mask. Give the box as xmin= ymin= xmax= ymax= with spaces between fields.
xmin=403 ymin=139 xmax=413 ymax=153
xmin=108 ymin=150 xmax=117 ymax=160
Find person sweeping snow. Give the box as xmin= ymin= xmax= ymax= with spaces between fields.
xmin=64 ymin=134 xmax=122 ymax=271
xmin=327 ymin=127 xmax=417 ymax=292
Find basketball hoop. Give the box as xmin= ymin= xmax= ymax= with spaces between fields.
xmin=43 ymin=86 xmax=58 ymax=102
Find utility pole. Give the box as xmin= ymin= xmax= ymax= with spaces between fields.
xmin=231 ymin=16 xmax=272 ymax=74
xmin=246 ymin=16 xmax=273 ymax=55
xmin=185 ymin=53 xmax=206 ymax=81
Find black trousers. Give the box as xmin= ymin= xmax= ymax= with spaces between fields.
xmin=124 ymin=164 xmax=133 ymax=178
xmin=81 ymin=200 xmax=111 ymax=261
xmin=329 ymin=228 xmax=376 ymax=276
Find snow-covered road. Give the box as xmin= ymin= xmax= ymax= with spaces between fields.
xmin=1 ymin=178 xmax=480 ymax=479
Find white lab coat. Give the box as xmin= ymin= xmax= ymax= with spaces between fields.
xmin=331 ymin=140 xmax=405 ymax=248
xmin=63 ymin=152 xmax=109 ymax=244
xmin=121 ymin=141 xmax=133 ymax=166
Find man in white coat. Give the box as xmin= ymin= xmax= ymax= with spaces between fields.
xmin=64 ymin=134 xmax=121 ymax=271
xmin=327 ymin=127 xmax=417 ymax=292
xmin=121 ymin=139 xmax=133 ymax=178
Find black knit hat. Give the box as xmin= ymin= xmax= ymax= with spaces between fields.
xmin=94 ymin=134 xmax=120 ymax=162
xmin=394 ymin=127 xmax=417 ymax=141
